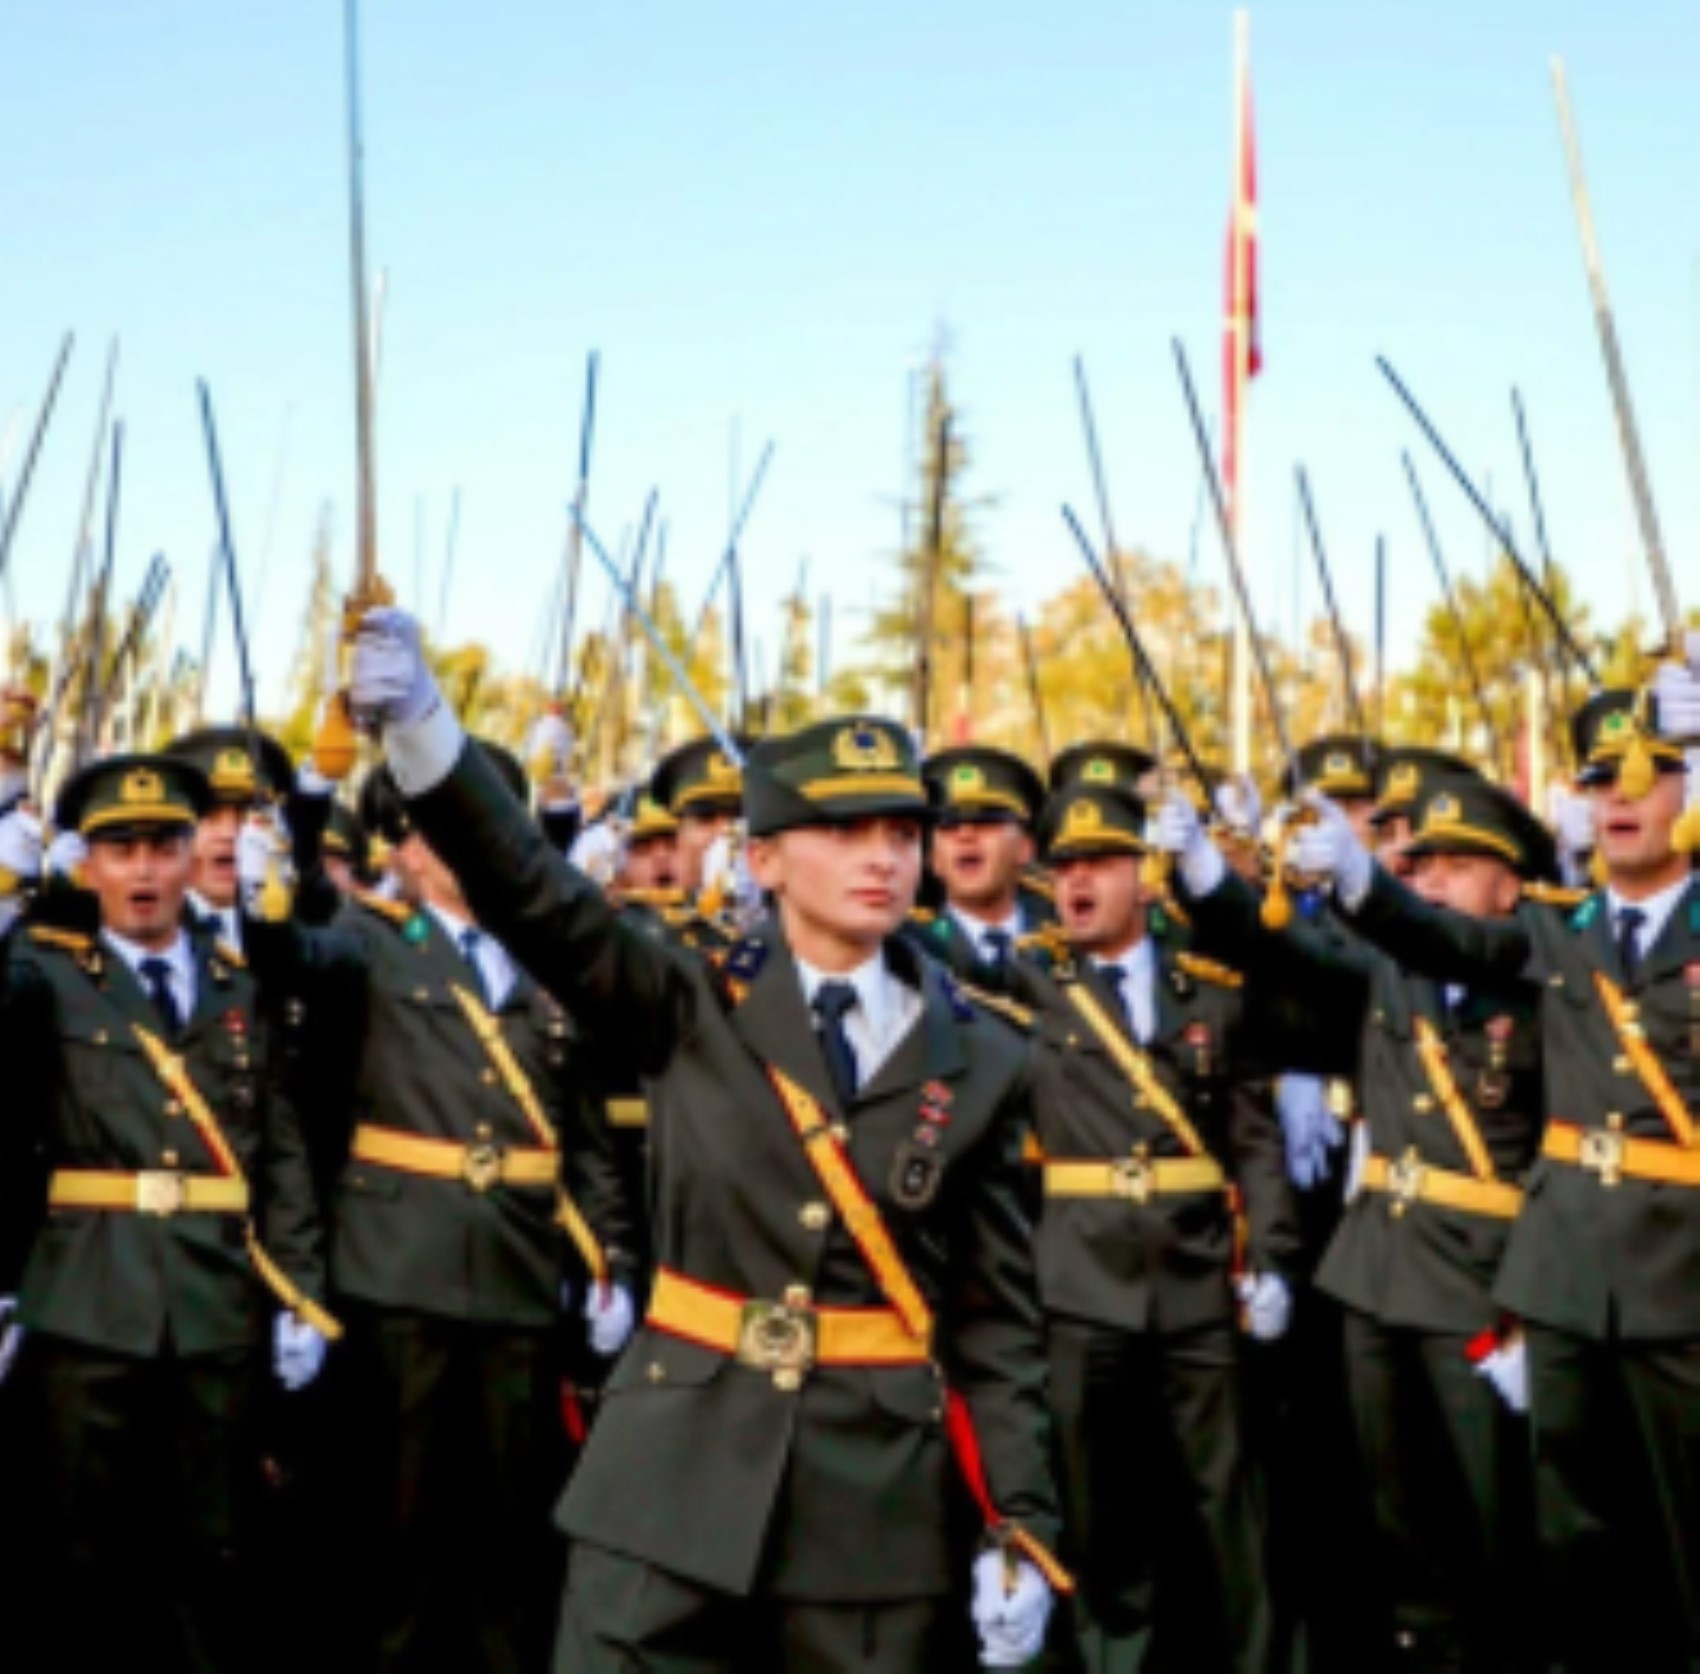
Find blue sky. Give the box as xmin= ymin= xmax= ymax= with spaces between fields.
xmin=2 ymin=1 xmax=1696 ymax=718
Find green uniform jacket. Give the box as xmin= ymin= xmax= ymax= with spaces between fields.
xmin=1185 ymin=870 xmax=1544 ymax=1336
xmin=0 ymin=918 xmax=325 ymax=1357
xmin=243 ymin=895 xmax=635 ymax=1329
xmin=401 ymin=740 xmax=1061 ymax=1602
xmin=1007 ymin=931 xmax=1299 ymax=1334
xmin=1343 ymin=867 xmax=1700 ymax=1341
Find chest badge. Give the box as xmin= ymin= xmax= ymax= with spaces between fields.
xmin=1476 ymin=1015 xmax=1513 ymax=1110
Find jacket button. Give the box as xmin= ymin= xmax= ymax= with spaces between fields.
xmin=799 ymin=1203 xmax=831 ymax=1232
xmin=647 ymin=1362 xmax=666 ymax=1384
xmin=162 ymin=1150 xmax=180 ymax=1167
xmin=773 ymin=1368 xmax=803 ymax=1393
xmin=475 ymin=1123 xmax=493 ymax=1140
xmin=830 ymin=1124 xmax=850 ymax=1144
xmin=784 ymin=1284 xmax=811 ymax=1307
xmin=1412 ymin=1094 xmax=1435 ymax=1113
xmin=481 ymin=1070 xmax=498 ymax=1086
xmin=1614 ymin=1056 xmax=1633 ymax=1075
xmin=164 ymin=1100 xmax=182 ymax=1119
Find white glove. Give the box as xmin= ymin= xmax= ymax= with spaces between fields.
xmin=1473 ymin=1334 xmax=1529 ymax=1415
xmin=1653 ymin=656 xmax=1700 ymax=739
xmin=1549 ymin=789 xmax=1594 ymax=860
xmin=294 ymin=758 xmax=335 ymax=800
xmin=1213 ymin=772 xmax=1262 ymax=835
xmin=525 ymin=711 xmax=575 ymax=775
xmin=582 ymin=1281 xmax=636 ymax=1359
xmin=1289 ymin=792 xmax=1372 ymax=906
xmin=1235 ymin=1271 xmax=1293 ymax=1342
xmin=273 ymin=1313 xmax=328 ymax=1392
xmin=1149 ymin=790 xmax=1226 ymax=898
xmin=702 ymin=830 xmax=761 ymax=927
xmin=349 ymin=607 xmax=440 ymax=733
xmin=570 ymin=821 xmax=623 ymax=884
xmin=972 ymin=1550 xmax=1054 ymax=1667
xmin=1276 ymin=1074 xmax=1344 ymax=1190
xmin=0 ymin=1296 xmax=23 ymax=1385
xmin=45 ymin=830 xmax=87 ymax=880
xmin=235 ymin=819 xmax=294 ymax=914
xmin=0 ymin=808 xmax=42 ymax=887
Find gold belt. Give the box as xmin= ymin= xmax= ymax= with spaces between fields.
xmin=49 ymin=1170 xmax=251 ymax=1217
xmin=1043 ymin=1154 xmax=1226 ymax=1204
xmin=1361 ymin=1150 xmax=1522 ymax=1219
xmin=1544 ymin=1120 xmax=1700 ymax=1189
xmin=646 ymin=1267 xmax=931 ymax=1389
xmin=350 ymin=1124 xmax=558 ymax=1191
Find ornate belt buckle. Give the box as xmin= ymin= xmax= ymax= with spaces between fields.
xmin=462 ymin=1142 xmax=504 ymax=1194
xmin=136 ymin=1170 xmax=187 ymax=1217
xmin=1387 ymin=1150 xmax=1427 ymax=1210
xmin=1579 ymin=1129 xmax=1624 ymax=1188
xmin=736 ymin=1299 xmax=818 ymax=1388
xmin=1111 ymin=1156 xmax=1154 ymax=1205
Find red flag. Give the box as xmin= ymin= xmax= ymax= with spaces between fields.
xmin=1223 ymin=58 xmax=1260 ymax=521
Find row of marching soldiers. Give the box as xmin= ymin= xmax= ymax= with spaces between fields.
xmin=0 ymin=604 xmax=1697 ymax=1672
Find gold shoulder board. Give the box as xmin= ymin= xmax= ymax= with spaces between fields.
xmin=1522 ymin=881 xmax=1587 ymax=911
xmin=1178 ymin=952 xmax=1243 ymax=989
xmin=355 ymin=890 xmax=413 ymax=926
xmin=27 ymin=926 xmax=90 ymax=953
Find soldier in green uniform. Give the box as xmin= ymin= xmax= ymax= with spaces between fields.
xmin=1261 ymin=669 xmax=1700 ymax=1670
xmin=1368 ymin=747 xmax=1481 ymax=878
xmin=616 ymin=794 xmax=682 ymax=897
xmin=348 ymin=607 xmax=1066 ymax=1672
xmin=913 ymin=744 xmax=1054 ymax=987
xmin=650 ymin=734 xmax=749 ymax=897
xmin=0 ymin=754 xmax=330 ymax=1673
xmin=1158 ymin=771 xmax=1558 ymax=1669
xmin=239 ymin=743 xmax=639 ymax=1673
xmin=1001 ymin=772 xmax=1297 ymax=1673
xmin=162 ymin=726 xmax=302 ymax=952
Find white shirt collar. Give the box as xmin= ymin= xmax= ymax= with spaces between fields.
xmin=946 ymin=902 xmax=1024 ymax=951
xmin=1094 ymin=936 xmax=1156 ymax=986
xmin=102 ymin=926 xmax=194 ymax=988
xmin=1607 ymin=873 xmax=1694 ymax=961
xmin=797 ymin=950 xmax=893 ymax=1036
xmin=189 ymin=889 xmax=239 ymax=939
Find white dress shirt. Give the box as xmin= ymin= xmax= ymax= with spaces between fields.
xmin=796 ymin=953 xmax=923 ymax=1087
xmin=104 ymin=928 xmax=197 ymax=1023
xmin=190 ymin=890 xmax=242 ymax=955
xmin=427 ymin=901 xmax=517 ymax=1009
xmin=1606 ymin=873 xmax=1693 ymax=966
xmin=1092 ymin=938 xmax=1158 ymax=1045
xmin=946 ymin=903 xmax=1025 ymax=965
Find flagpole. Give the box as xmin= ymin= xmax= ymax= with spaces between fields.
xmin=1228 ymin=9 xmax=1252 ymax=775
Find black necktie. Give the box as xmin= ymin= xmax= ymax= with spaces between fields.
xmin=981 ymin=929 xmax=1012 ymax=970
xmin=812 ymin=981 xmax=861 ymax=1110
xmin=1099 ymin=963 xmax=1137 ymax=1038
xmin=140 ymin=956 xmax=183 ymax=1037
xmin=1617 ymin=907 xmax=1647 ymax=985
xmin=460 ymin=929 xmax=491 ymax=1007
